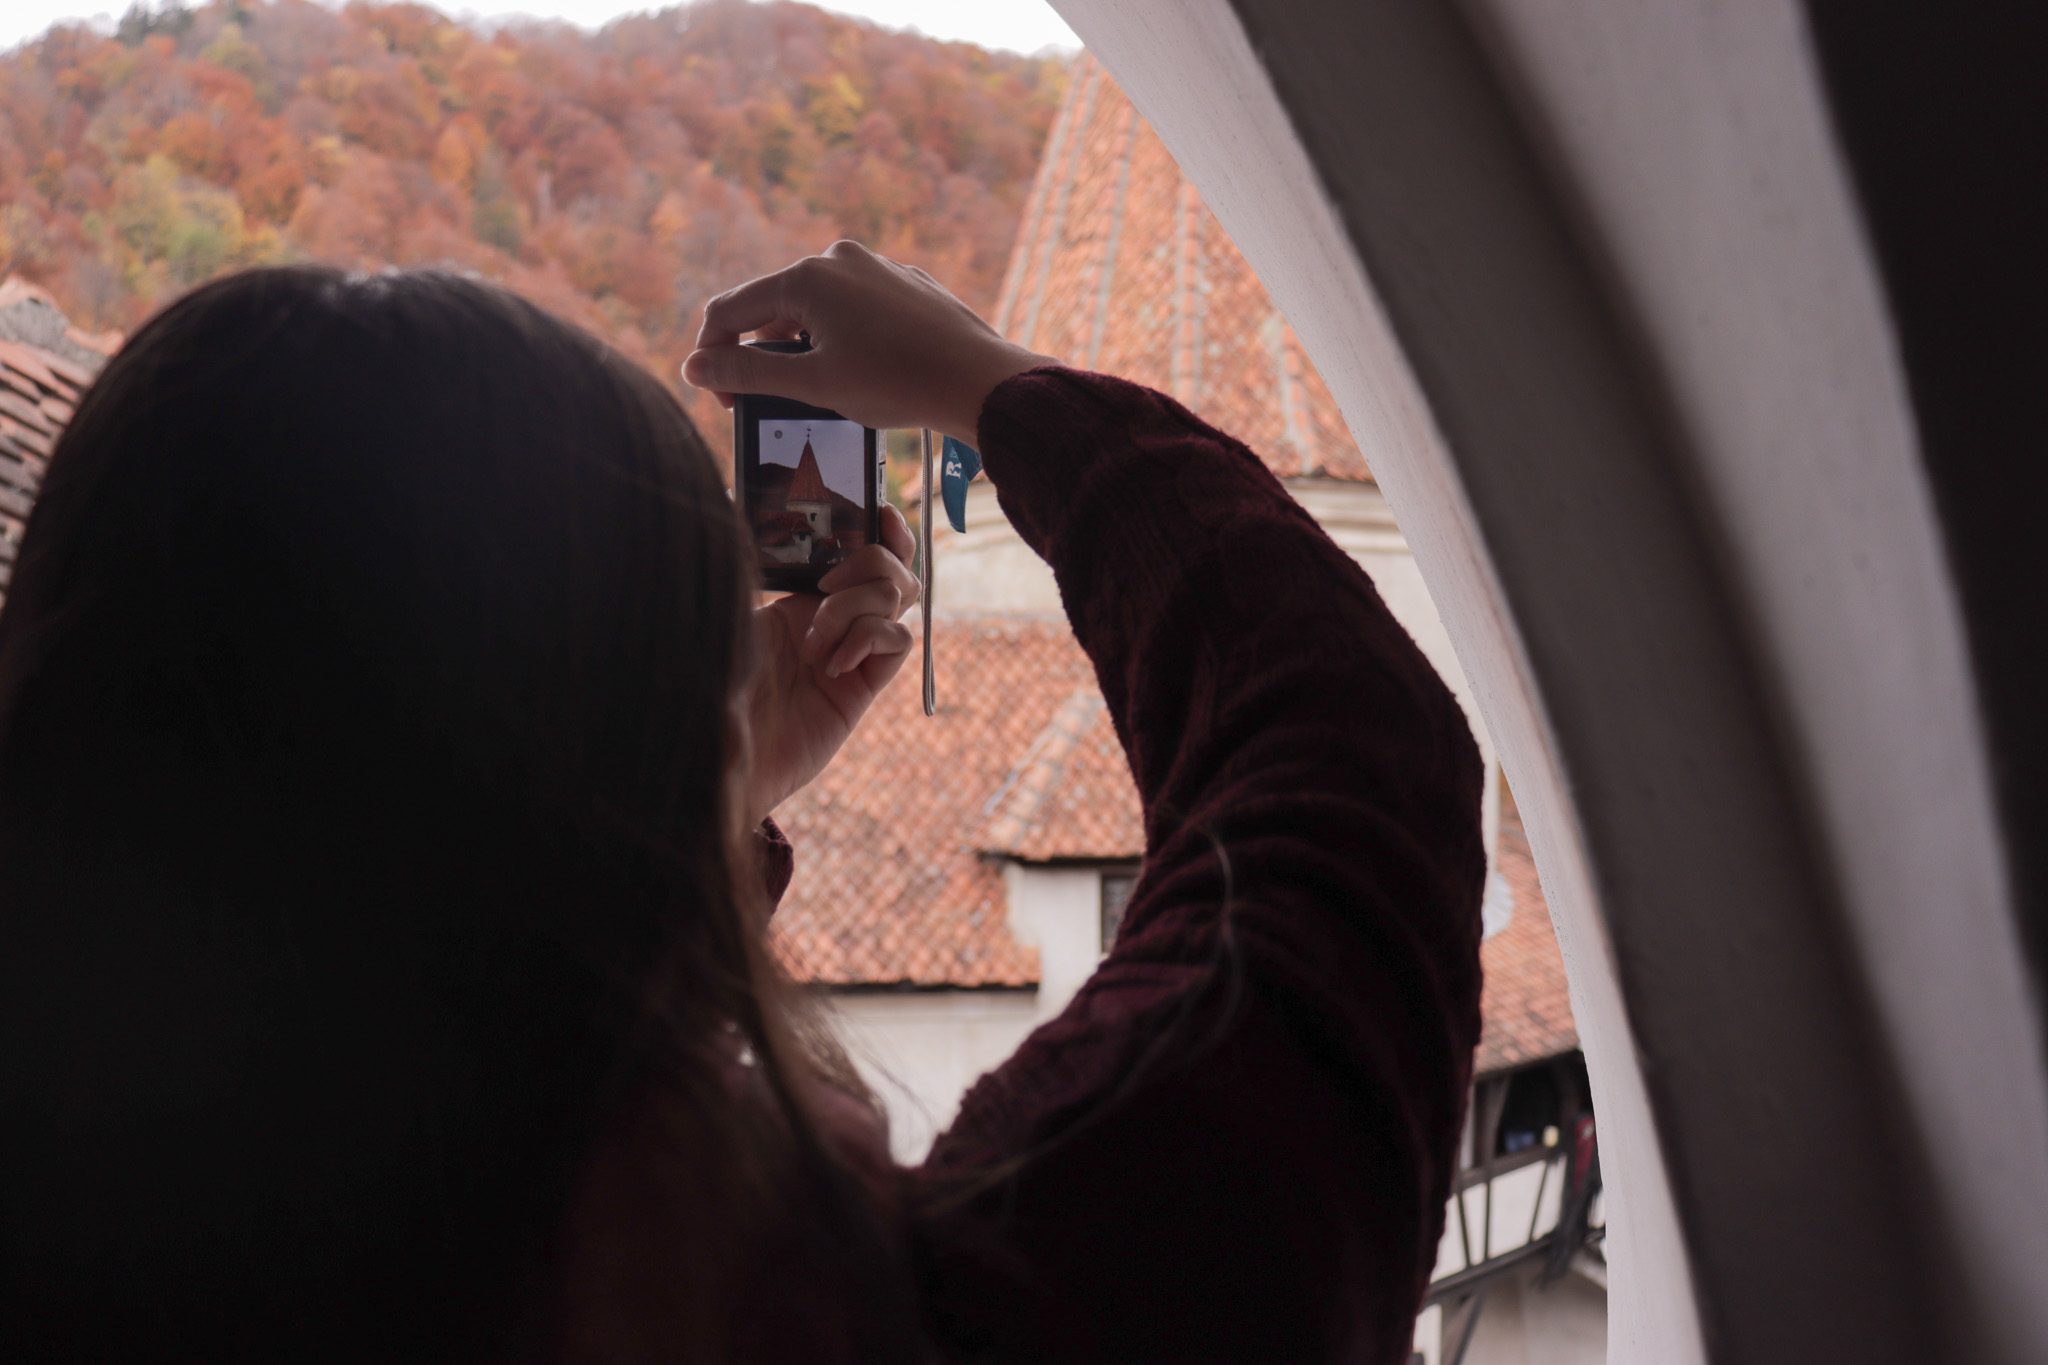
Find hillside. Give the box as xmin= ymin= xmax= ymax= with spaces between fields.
xmin=0 ymin=0 xmax=1066 ymax=425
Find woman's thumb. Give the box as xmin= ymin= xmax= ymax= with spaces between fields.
xmin=682 ymin=344 xmax=768 ymax=394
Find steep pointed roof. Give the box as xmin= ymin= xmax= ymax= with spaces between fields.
xmin=785 ymin=435 xmax=832 ymax=504
xmin=992 ymin=53 xmax=1371 ymax=482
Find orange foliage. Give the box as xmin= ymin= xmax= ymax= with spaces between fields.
xmin=0 ymin=0 xmax=1065 ymax=420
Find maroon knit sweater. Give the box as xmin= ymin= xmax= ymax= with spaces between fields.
xmin=771 ymin=369 xmax=1486 ymax=1364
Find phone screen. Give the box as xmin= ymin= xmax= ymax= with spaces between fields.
xmin=746 ymin=417 xmax=872 ymax=573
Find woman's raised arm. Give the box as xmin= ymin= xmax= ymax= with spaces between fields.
xmin=687 ymin=247 xmax=1486 ymax=1365
xmin=916 ymin=369 xmax=1486 ymax=1365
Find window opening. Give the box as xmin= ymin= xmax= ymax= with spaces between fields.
xmin=1100 ymin=870 xmax=1137 ymax=952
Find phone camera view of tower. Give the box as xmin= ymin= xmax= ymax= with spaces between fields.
xmin=758 ymin=426 xmax=839 ymax=565
xmin=751 ymin=420 xmax=868 ymax=569
xmin=730 ymin=336 xmax=880 ymax=592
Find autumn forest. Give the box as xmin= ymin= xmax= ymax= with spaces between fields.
xmin=0 ymin=0 xmax=1067 ymax=425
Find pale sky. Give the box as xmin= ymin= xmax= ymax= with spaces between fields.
xmin=0 ymin=0 xmax=1081 ymax=54
xmin=760 ymin=419 xmax=865 ymax=503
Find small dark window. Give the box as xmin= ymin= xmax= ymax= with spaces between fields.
xmin=1495 ymin=1065 xmax=1562 ymax=1158
xmin=1100 ymin=872 xmax=1137 ymax=952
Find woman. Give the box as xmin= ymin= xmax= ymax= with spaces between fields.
xmin=0 ymin=245 xmax=1484 ymax=1363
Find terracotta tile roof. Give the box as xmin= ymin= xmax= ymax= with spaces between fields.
xmin=774 ymin=602 xmax=1582 ymax=1083
xmin=770 ymin=617 xmax=1109 ymax=987
xmin=991 ymin=52 xmax=1372 ymax=483
xmin=785 ymin=438 xmax=831 ymax=503
xmin=979 ymin=688 xmax=1144 ymax=862
xmin=1475 ymin=796 xmax=1581 ymax=1073
xmin=0 ymin=284 xmax=110 ymax=603
xmin=0 ymin=277 xmax=121 ymax=373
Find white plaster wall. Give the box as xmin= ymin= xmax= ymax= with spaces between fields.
xmin=942 ymin=479 xmax=1470 ymax=722
xmin=927 ymin=481 xmax=1062 ymax=619
xmin=826 ymin=862 xmax=1108 ymax=1162
xmin=1435 ymin=1159 xmax=1568 ymax=1281
xmin=1468 ymin=1268 xmax=1609 ymax=1365
xmin=1294 ymin=478 xmax=1501 ymax=856
xmin=1459 ymin=7 xmax=2048 ymax=1349
xmin=825 ymin=990 xmax=1041 ymax=1162
xmin=1413 ymin=1267 xmax=1606 ymax=1365
xmin=1000 ymin=862 xmax=1103 ymax=1018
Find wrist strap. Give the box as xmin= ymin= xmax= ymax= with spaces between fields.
xmin=920 ymin=427 xmax=936 ymax=717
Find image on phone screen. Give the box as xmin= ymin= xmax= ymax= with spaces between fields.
xmin=749 ymin=419 xmax=870 ymax=571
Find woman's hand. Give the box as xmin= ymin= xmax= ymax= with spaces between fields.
xmin=681 ymin=240 xmax=1053 ymax=450
xmin=742 ymin=504 xmax=920 ymax=826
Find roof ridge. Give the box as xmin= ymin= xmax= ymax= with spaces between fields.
xmin=991 ymin=58 xmax=1375 ymax=483
xmin=992 ymin=55 xmax=1084 ymax=337
xmin=1083 ymin=102 xmax=1144 ymax=371
xmin=1016 ymin=54 xmax=1104 ymax=354
xmin=979 ymin=687 xmax=1107 ymax=852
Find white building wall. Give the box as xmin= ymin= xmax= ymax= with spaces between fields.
xmin=1287 ymin=478 xmax=1501 ymax=858
xmin=1413 ymin=1267 xmax=1608 ymax=1365
xmin=825 ymin=990 xmax=1041 ymax=1162
xmin=926 ymin=478 xmax=1063 ymax=619
xmin=828 ymin=862 xmax=1106 ymax=1163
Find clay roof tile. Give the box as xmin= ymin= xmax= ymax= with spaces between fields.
xmin=993 ymin=53 xmax=1372 ymax=484
xmin=777 ymin=607 xmax=1581 ymax=1083
xmin=1475 ymin=800 xmax=1581 ymax=1073
xmin=785 ymin=437 xmax=831 ymax=504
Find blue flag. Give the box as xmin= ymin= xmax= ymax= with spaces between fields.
xmin=940 ymin=435 xmax=983 ymax=534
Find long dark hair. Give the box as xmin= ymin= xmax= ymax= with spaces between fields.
xmin=0 ymin=267 xmax=917 ymax=1362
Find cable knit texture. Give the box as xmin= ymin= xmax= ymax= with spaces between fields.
xmin=794 ymin=369 xmax=1483 ymax=1363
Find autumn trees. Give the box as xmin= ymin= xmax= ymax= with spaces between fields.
xmin=0 ymin=0 xmax=1064 ymax=417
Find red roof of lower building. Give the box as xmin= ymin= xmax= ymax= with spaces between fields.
xmin=1476 ymin=795 xmax=1581 ymax=1073
xmin=770 ymin=617 xmax=1108 ymax=987
xmin=978 ymin=688 xmax=1144 ymax=861
xmin=775 ymin=612 xmax=1580 ymax=1072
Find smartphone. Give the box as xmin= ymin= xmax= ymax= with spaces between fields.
xmin=732 ymin=338 xmax=884 ymax=593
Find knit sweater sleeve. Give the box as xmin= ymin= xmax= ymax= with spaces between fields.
xmin=910 ymin=369 xmax=1486 ymax=1365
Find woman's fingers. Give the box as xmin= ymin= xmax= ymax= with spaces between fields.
xmin=826 ymin=614 xmax=914 ymax=682
xmin=687 ymin=262 xmax=827 ymax=406
xmin=817 ymin=526 xmax=918 ymax=607
xmin=681 ymin=344 xmax=822 ymax=409
xmin=695 ymin=261 xmax=813 ymax=348
xmin=802 ymin=578 xmax=905 ymax=667
xmin=878 ymin=503 xmax=916 ymax=569
xmin=794 ymin=517 xmax=923 ymax=678
xmin=685 ymin=243 xmax=1046 ymax=440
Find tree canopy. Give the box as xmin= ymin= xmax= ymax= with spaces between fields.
xmin=0 ymin=0 xmax=1066 ymax=421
